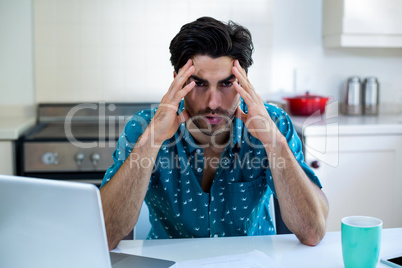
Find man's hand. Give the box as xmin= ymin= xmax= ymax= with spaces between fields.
xmin=149 ymin=59 xmax=195 ymax=145
xmin=232 ymin=60 xmax=281 ymax=147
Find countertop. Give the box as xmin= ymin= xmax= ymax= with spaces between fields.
xmin=0 ymin=116 xmax=36 ymax=140
xmin=114 ymin=228 xmax=402 ymax=267
xmin=291 ymin=114 xmax=402 ymax=136
xmin=0 ymin=105 xmax=36 ymax=140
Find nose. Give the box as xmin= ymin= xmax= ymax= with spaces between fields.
xmin=207 ymin=87 xmax=222 ymax=110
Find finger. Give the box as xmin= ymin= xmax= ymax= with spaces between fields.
xmin=234 ymin=60 xmax=247 ymax=78
xmin=171 ymin=81 xmax=195 ymax=105
xmin=177 ymin=65 xmax=195 ymax=87
xmin=175 ymin=64 xmax=195 ymax=86
xmin=233 ymin=66 xmax=259 ymax=103
xmin=233 ymin=80 xmax=254 ymax=105
xmin=169 ymin=65 xmax=195 ymax=97
xmin=177 ymin=59 xmax=193 ymax=76
xmin=175 ymin=59 xmax=194 ymax=85
xmin=233 ymin=60 xmax=254 ymax=94
xmin=235 ymin=106 xmax=247 ymax=122
xmin=167 ymin=59 xmax=194 ymax=93
xmin=232 ymin=66 xmax=250 ymax=90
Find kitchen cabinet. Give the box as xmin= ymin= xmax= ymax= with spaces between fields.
xmin=0 ymin=109 xmax=36 ymax=175
xmin=0 ymin=141 xmax=15 ymax=175
xmin=303 ymin=134 xmax=402 ymax=231
xmin=291 ymin=114 xmax=402 ymax=232
xmin=322 ymin=0 xmax=402 ymax=47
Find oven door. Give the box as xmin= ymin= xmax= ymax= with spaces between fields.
xmin=17 ymin=140 xmax=116 ymax=187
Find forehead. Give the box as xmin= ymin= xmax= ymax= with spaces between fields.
xmin=191 ymin=55 xmax=234 ymax=81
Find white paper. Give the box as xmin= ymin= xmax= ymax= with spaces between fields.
xmin=173 ymin=250 xmax=283 ymax=268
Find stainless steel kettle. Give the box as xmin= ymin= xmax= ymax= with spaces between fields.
xmin=363 ymin=77 xmax=379 ymax=115
xmin=343 ymin=76 xmax=362 ymax=115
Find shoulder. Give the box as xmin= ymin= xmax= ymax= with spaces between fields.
xmin=240 ymin=98 xmax=289 ymax=121
xmin=263 ymin=102 xmax=294 ymax=137
xmin=264 ymin=102 xmax=288 ymax=120
xmin=122 ymin=107 xmax=158 ymax=140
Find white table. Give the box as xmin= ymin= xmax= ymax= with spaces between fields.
xmin=114 ymin=228 xmax=402 ymax=267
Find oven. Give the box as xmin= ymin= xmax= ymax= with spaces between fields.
xmin=16 ymin=103 xmax=157 ymax=186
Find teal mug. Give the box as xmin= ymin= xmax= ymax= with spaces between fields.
xmin=341 ymin=216 xmax=382 ymax=268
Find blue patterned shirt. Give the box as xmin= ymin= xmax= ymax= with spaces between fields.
xmin=101 ymin=99 xmax=321 ymax=239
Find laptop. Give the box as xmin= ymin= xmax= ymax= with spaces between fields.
xmin=0 ymin=174 xmax=175 ymax=268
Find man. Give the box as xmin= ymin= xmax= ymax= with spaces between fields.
xmin=100 ymin=17 xmax=328 ymax=249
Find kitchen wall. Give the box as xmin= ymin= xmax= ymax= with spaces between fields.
xmin=34 ymin=0 xmax=273 ymax=103
xmin=33 ymin=0 xmax=402 ymax=109
xmin=0 ymin=0 xmax=35 ymax=111
xmin=271 ymin=0 xmax=402 ymax=112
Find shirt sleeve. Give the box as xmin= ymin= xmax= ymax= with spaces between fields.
xmin=264 ymin=104 xmax=322 ymax=197
xmin=100 ymin=111 xmax=152 ymax=188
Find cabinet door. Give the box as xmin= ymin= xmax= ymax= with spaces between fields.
xmin=323 ymin=0 xmax=402 ymax=47
xmin=343 ymin=0 xmax=402 ymax=35
xmin=304 ymin=135 xmax=402 ymax=231
xmin=0 ymin=141 xmax=15 ymax=175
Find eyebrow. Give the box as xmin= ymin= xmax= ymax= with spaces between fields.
xmin=189 ymin=74 xmax=236 ymax=84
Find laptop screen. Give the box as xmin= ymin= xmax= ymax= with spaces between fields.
xmin=0 ymin=175 xmax=111 ymax=268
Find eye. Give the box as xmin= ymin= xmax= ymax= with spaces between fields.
xmin=195 ymin=82 xmax=207 ymax=88
xmin=220 ymin=82 xmax=233 ymax=88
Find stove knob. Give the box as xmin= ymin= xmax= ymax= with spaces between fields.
xmin=42 ymin=152 xmax=59 ymax=165
xmin=75 ymin=153 xmax=85 ymax=167
xmin=91 ymin=153 xmax=100 ymax=167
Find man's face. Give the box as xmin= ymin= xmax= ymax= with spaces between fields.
xmin=182 ymin=55 xmax=240 ymax=136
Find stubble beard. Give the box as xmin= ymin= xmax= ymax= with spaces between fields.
xmin=184 ymin=98 xmax=240 ymax=136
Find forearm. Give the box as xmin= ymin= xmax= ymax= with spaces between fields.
xmin=267 ymin=136 xmax=328 ymax=246
xmin=100 ymin=126 xmax=162 ymax=249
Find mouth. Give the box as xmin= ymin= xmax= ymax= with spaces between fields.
xmin=204 ymin=115 xmax=223 ymax=125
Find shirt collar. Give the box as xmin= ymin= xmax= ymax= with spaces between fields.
xmin=176 ymin=99 xmax=245 ymax=153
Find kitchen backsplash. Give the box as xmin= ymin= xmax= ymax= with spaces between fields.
xmin=33 ymin=0 xmax=273 ymax=103
xmin=0 ymin=0 xmax=34 ymax=106
xmin=4 ymin=0 xmax=401 ymax=106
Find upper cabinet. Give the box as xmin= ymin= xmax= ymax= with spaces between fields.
xmin=322 ymin=0 xmax=402 ymax=48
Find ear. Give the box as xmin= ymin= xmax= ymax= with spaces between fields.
xmin=173 ymin=71 xmax=177 ymax=79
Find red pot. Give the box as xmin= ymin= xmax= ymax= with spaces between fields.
xmin=283 ymin=92 xmax=330 ymax=116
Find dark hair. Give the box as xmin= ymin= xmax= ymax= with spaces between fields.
xmin=169 ymin=17 xmax=254 ymax=73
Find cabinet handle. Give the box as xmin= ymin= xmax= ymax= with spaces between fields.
xmin=310 ymin=161 xmax=320 ymax=169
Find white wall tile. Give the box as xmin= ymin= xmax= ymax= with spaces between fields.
xmin=78 ymin=0 xmax=101 ymax=24
xmin=0 ymin=0 xmax=35 ymax=106
xmin=55 ymin=0 xmax=79 ymax=24
xmin=34 ymin=0 xmax=57 ymax=24
xmin=34 ymin=0 xmax=273 ymax=103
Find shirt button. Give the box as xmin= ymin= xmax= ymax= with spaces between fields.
xmin=196 ymin=148 xmax=202 ymax=154
xmin=197 ymin=167 xmax=202 ymax=173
